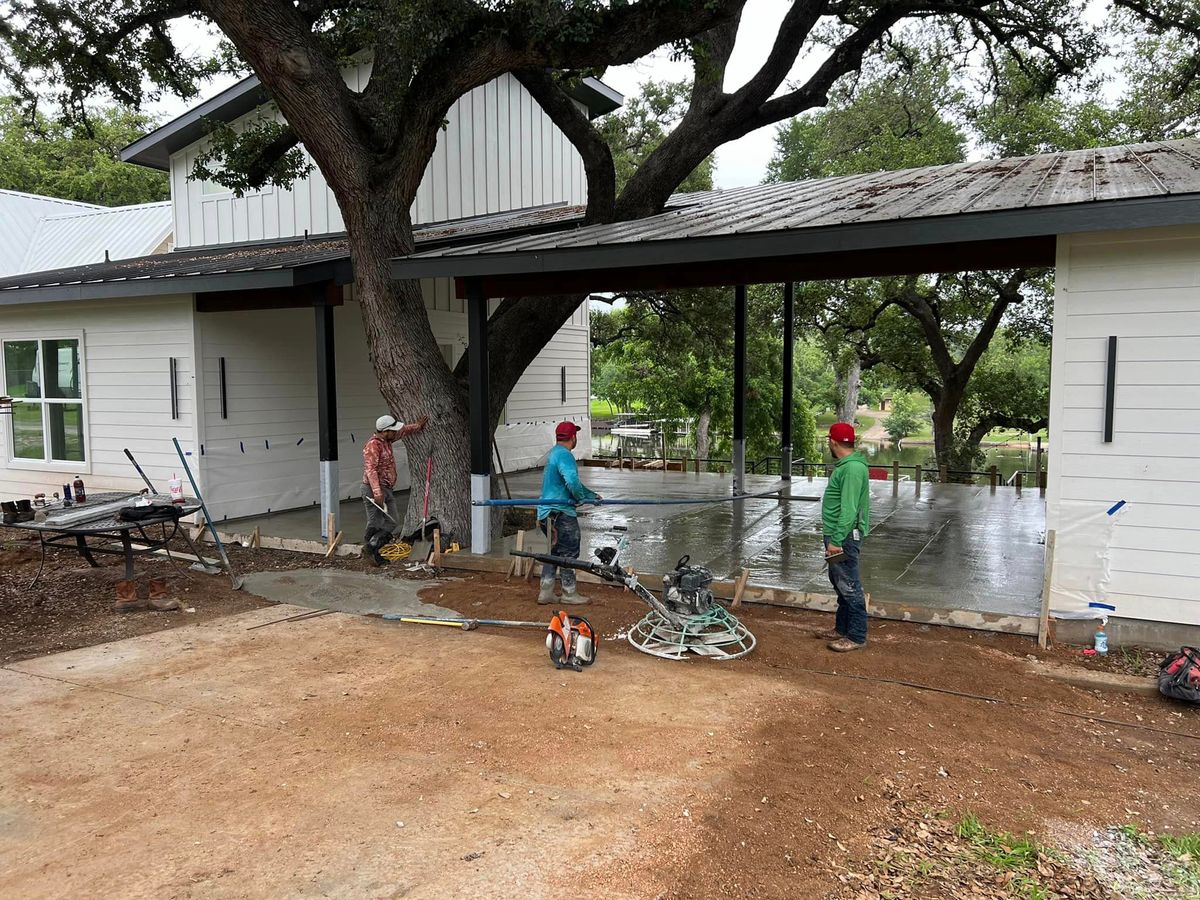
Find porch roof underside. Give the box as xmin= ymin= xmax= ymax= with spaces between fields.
xmin=0 ymin=203 xmax=585 ymax=305
xmin=389 ymin=137 xmax=1200 ymax=296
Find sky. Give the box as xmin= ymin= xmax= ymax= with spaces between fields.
xmin=157 ymin=0 xmax=1116 ymax=191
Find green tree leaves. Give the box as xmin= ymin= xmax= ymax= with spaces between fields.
xmin=0 ymin=96 xmax=167 ymax=205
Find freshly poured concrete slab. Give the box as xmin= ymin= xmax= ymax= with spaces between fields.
xmin=240 ymin=570 xmax=455 ymax=618
xmin=487 ymin=469 xmax=1046 ymax=619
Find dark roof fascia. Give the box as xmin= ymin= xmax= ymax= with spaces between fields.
xmin=121 ymin=76 xmax=623 ymax=171
xmin=120 ymin=78 xmax=267 ymax=171
xmin=0 ymin=269 xmax=288 ymax=306
xmin=0 ymin=265 xmax=327 ymax=307
xmin=387 ymin=192 xmax=1200 ymax=283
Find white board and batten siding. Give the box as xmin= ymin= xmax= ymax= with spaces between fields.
xmin=169 ymin=69 xmax=588 ymax=249
xmin=194 ymin=284 xmax=590 ymax=522
xmin=0 ymin=296 xmax=199 ymax=501
xmin=1047 ymin=225 xmax=1200 ymax=627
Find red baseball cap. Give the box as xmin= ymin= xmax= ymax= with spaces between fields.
xmin=555 ymin=421 xmax=582 ymax=440
xmin=828 ymin=422 xmax=856 ymax=445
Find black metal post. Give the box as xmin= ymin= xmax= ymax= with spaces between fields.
xmin=733 ymin=284 xmax=747 ymax=494
xmin=466 ymin=278 xmax=492 ymax=552
xmin=1103 ymin=335 xmax=1117 ymax=443
xmin=781 ymin=282 xmax=794 ymax=481
xmin=314 ymin=286 xmax=339 ymax=537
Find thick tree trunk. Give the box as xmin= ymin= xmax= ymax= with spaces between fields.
xmin=930 ymin=382 xmax=966 ymax=472
xmin=344 ymin=201 xmax=482 ymax=543
xmin=695 ymin=406 xmax=713 ymax=460
xmin=836 ymin=356 xmax=861 ymax=424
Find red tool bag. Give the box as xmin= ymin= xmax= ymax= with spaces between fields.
xmin=1158 ymin=647 xmax=1200 ymax=705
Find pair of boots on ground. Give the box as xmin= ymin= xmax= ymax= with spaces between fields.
xmin=114 ymin=578 xmax=182 ymax=613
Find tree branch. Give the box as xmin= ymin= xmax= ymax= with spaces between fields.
xmin=513 ymin=69 xmax=616 ymax=224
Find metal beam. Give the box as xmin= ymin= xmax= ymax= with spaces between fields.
xmin=732 ymin=284 xmax=746 ymax=495
xmin=782 ymin=281 xmax=794 ymax=482
xmin=466 ymin=278 xmax=492 ymax=553
xmin=314 ymin=287 xmax=339 ymax=538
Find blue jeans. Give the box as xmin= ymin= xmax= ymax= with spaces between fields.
xmin=539 ymin=512 xmax=581 ymax=591
xmin=825 ymin=536 xmax=867 ymax=644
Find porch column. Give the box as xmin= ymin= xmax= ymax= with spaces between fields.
xmin=732 ymin=284 xmax=747 ymax=495
xmin=314 ymin=285 xmax=339 ymax=538
xmin=781 ymin=281 xmax=794 ymax=482
xmin=466 ymin=278 xmax=492 ymax=554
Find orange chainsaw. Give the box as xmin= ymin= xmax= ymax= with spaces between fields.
xmin=546 ymin=610 xmax=597 ymax=672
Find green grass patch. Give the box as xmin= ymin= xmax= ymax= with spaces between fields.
xmin=955 ymin=814 xmax=1041 ymax=870
xmin=815 ymin=412 xmax=873 ymax=429
xmin=1160 ymin=833 xmax=1200 ymax=870
xmin=589 ymin=399 xmax=645 ymax=418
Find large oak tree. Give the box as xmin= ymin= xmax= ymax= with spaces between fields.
xmin=1 ymin=0 xmax=1192 ymax=538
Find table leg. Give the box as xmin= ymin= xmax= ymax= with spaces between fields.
xmin=75 ymin=535 xmax=101 ymax=568
xmin=27 ymin=535 xmax=47 ymax=590
xmin=120 ymin=531 xmax=135 ymax=580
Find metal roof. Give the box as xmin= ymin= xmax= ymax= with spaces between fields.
xmin=122 ymin=75 xmax=624 ymax=171
xmin=0 ymin=190 xmax=103 ymax=276
xmin=0 ymin=202 xmax=586 ymax=305
xmin=389 ymin=137 xmax=1200 ymax=293
xmin=20 ymin=202 xmax=173 ymax=273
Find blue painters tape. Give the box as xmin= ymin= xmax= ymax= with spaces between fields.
xmin=1089 ymin=601 xmax=1117 ymax=612
xmin=1107 ymin=500 xmax=1126 ymax=516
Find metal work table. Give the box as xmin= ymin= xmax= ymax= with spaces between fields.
xmin=7 ymin=492 xmax=206 ymax=586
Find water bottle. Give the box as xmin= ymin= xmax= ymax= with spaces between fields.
xmin=1094 ymin=623 xmax=1108 ymax=656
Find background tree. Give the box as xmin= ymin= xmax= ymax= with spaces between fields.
xmin=882 ymin=391 xmax=924 ymax=447
xmin=0 ymin=97 xmax=167 ymax=205
xmin=1 ymin=0 xmax=1193 ymax=538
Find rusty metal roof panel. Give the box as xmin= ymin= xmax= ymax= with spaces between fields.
xmin=403 ymin=137 xmax=1200 ymax=269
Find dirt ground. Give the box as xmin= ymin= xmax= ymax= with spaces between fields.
xmin=0 ymin=527 xmax=413 ymax=663
xmin=0 ymin=564 xmax=1197 ymax=899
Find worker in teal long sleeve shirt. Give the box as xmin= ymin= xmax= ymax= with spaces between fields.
xmin=537 ymin=422 xmax=601 ymax=605
xmin=820 ymin=422 xmax=872 ymax=652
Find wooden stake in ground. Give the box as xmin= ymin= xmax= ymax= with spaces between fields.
xmin=431 ymin=528 xmax=442 ymax=566
xmin=733 ymin=567 xmax=751 ymax=608
xmin=1038 ymin=529 xmax=1057 ymax=649
xmin=507 ymin=530 xmax=526 ymax=580
xmin=251 ymin=526 xmax=261 ymax=550
xmin=324 ymin=531 xmax=344 ymax=559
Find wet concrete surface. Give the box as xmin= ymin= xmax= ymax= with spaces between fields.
xmin=229 ymin=466 xmax=1046 ymax=619
xmin=488 ymin=468 xmax=1046 ymax=618
xmin=239 ymin=569 xmax=454 ymax=617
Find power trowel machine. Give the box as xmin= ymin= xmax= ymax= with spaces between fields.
xmin=513 ymin=531 xmax=756 ymax=661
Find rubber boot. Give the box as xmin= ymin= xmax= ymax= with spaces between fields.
xmin=560 ymin=586 xmax=590 ymax=606
xmin=537 ymin=579 xmax=556 ymax=605
xmin=364 ymin=529 xmax=388 ymax=567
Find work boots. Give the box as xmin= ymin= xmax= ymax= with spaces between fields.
xmin=147 ymin=578 xmax=182 ymax=611
xmin=14 ymin=500 xmax=33 ymax=522
xmin=560 ymin=587 xmax=590 ymax=606
xmin=113 ymin=580 xmax=147 ymax=613
xmin=537 ymin=581 xmax=556 ymax=604
xmin=1 ymin=501 xmax=16 ymax=525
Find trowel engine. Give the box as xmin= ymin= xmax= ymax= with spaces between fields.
xmin=513 ymin=536 xmax=755 ymax=661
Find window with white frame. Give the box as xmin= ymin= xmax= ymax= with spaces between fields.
xmin=3 ymin=338 xmax=86 ymax=464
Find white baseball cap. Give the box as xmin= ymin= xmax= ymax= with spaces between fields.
xmin=375 ymin=414 xmax=405 ymax=432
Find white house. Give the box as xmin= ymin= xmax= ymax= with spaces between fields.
xmin=0 ymin=66 xmax=619 ymax=532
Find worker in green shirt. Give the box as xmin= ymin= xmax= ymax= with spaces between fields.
xmin=820 ymin=422 xmax=871 ymax=651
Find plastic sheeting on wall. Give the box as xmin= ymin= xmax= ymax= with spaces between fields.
xmin=1049 ymin=498 xmax=1127 ymax=621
